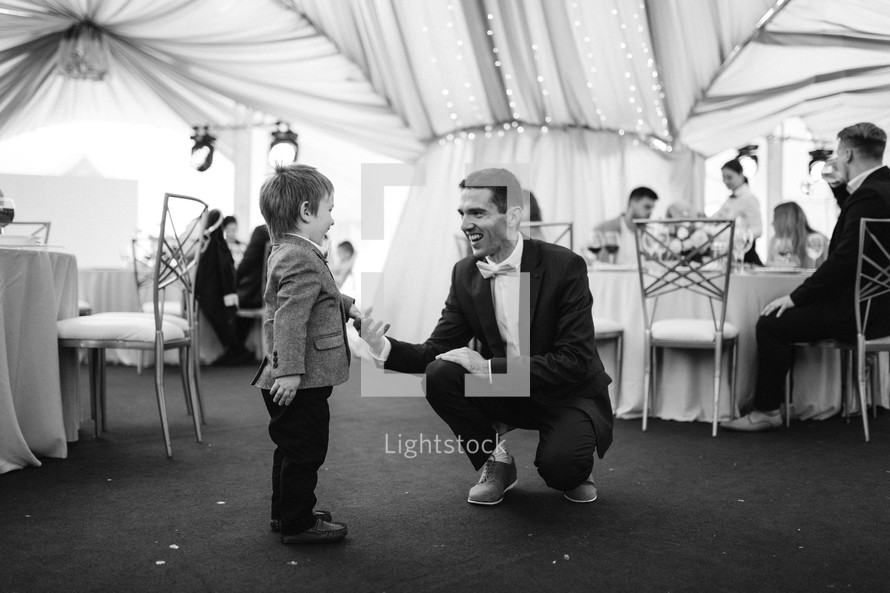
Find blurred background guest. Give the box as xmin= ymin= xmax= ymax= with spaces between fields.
xmin=330 ymin=240 xmax=356 ymax=289
xmin=713 ymin=158 xmax=763 ymax=265
xmin=222 ymin=215 xmax=244 ymax=266
xmin=666 ymin=200 xmax=702 ymax=219
xmin=767 ymin=201 xmax=828 ymax=268
xmin=197 ymin=210 xmax=254 ymax=365
xmin=521 ymin=189 xmax=545 ymax=240
xmin=236 ymin=224 xmax=270 ymax=310
xmin=591 ymin=186 xmax=658 ymax=265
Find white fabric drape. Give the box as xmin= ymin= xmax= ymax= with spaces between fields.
xmin=373 ymin=127 xmax=703 ymax=343
xmin=0 ymin=0 xmax=422 ymax=161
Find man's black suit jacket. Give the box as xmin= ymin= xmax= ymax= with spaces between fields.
xmin=791 ymin=166 xmax=890 ymax=337
xmin=385 ymin=239 xmax=614 ymax=458
xmin=236 ymin=224 xmax=270 ymax=309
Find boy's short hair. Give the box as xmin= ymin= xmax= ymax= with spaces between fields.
xmin=628 ymin=186 xmax=658 ymax=203
xmin=259 ymin=164 xmax=334 ymax=240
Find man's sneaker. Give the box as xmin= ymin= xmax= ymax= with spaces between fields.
xmin=563 ymin=474 xmax=598 ymax=503
xmin=467 ymin=457 xmax=517 ymax=505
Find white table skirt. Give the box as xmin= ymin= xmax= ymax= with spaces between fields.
xmin=0 ymin=246 xmax=78 ymax=473
xmin=589 ymin=268 xmax=850 ymax=423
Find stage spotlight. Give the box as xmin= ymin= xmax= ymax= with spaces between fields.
xmin=268 ymin=122 xmax=299 ymax=167
xmin=190 ymin=126 xmax=216 ymax=172
xmin=736 ymin=144 xmax=759 ymax=177
xmin=808 ymin=148 xmax=834 ymax=181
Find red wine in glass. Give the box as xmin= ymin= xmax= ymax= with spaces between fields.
xmin=0 ymin=197 xmax=15 ymax=234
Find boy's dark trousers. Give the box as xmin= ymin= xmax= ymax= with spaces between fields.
xmin=261 ymin=386 xmax=332 ymax=535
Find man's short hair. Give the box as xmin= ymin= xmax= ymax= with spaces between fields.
xmin=222 ymin=215 xmax=237 ymax=227
xmin=838 ymin=122 xmax=887 ymax=161
xmin=459 ymin=168 xmax=523 ymax=214
xmin=337 ymin=240 xmax=355 ymax=257
xmin=259 ymin=164 xmax=334 ymax=240
xmin=628 ymin=186 xmax=659 ymax=203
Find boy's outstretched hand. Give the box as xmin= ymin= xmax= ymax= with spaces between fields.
xmin=271 ymin=374 xmax=301 ymax=405
xmin=355 ymin=306 xmax=390 ymax=357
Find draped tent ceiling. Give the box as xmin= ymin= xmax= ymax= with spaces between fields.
xmin=3 ymin=0 xmax=889 ymax=159
xmin=3 ymin=0 xmax=890 ymax=339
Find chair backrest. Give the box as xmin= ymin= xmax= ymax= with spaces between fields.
xmin=6 ymin=221 xmax=50 ymax=243
xmin=519 ymin=221 xmax=574 ymax=249
xmin=131 ymin=237 xmax=156 ymax=308
xmin=855 ymin=218 xmax=890 ymax=338
xmin=151 ymin=193 xmax=209 ymax=331
xmin=633 ymin=218 xmax=735 ymax=332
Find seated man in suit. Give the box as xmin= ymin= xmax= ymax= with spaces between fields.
xmin=359 ymin=168 xmax=614 ymax=505
xmin=722 ymin=122 xmax=890 ymax=432
xmin=592 ymin=186 xmax=658 ymax=265
xmin=236 ymin=224 xmax=271 ymax=310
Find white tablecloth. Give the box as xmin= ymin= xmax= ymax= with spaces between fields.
xmin=589 ymin=268 xmax=845 ymax=423
xmin=0 ymin=246 xmax=78 ymax=473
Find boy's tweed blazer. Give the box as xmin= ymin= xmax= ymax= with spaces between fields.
xmin=251 ymin=235 xmax=353 ymax=390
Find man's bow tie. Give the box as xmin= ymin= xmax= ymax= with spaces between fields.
xmin=476 ymin=260 xmax=517 ymax=279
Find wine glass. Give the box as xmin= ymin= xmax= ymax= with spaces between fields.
xmin=820 ymin=157 xmax=843 ymax=187
xmin=604 ymin=231 xmax=620 ymax=264
xmin=805 ymin=234 xmax=825 ymax=267
xmin=0 ymin=195 xmax=15 ymax=234
xmin=732 ymin=227 xmax=752 ymax=273
xmin=586 ymin=231 xmax=604 ymax=266
xmin=774 ymin=237 xmax=800 ymax=267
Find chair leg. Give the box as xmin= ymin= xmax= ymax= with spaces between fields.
xmin=137 ymin=351 xmax=144 ymax=376
xmin=179 ymin=348 xmax=193 ymax=416
xmin=730 ymin=338 xmax=739 ymax=420
xmin=642 ymin=332 xmax=651 ymax=431
xmin=185 ymin=345 xmax=203 ymax=443
xmin=615 ymin=333 xmax=624 ymax=404
xmin=856 ymin=341 xmax=870 ymax=442
xmin=89 ymin=348 xmax=101 ymax=438
xmin=840 ymin=350 xmax=850 ymax=420
xmin=98 ymin=349 xmax=107 ymax=432
xmin=712 ymin=339 xmax=723 ymax=438
xmin=154 ymin=337 xmax=173 ymax=458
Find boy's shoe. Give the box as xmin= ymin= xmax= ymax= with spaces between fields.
xmin=467 ymin=457 xmax=517 ymax=505
xmin=563 ymin=474 xmax=598 ymax=503
xmin=270 ymin=510 xmax=332 ymax=532
xmin=280 ymin=517 xmax=348 ymax=544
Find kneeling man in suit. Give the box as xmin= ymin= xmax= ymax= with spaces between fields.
xmin=360 ymin=168 xmax=614 ymax=505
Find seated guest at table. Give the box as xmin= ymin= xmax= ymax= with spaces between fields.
xmin=767 ymin=201 xmax=828 ymax=268
xmin=359 ymin=167 xmax=613 ymax=506
xmin=223 ymin=215 xmax=245 ymax=266
xmin=713 ymin=158 xmax=763 ymax=265
xmin=722 ymin=122 xmax=890 ymax=432
xmin=197 ymin=210 xmax=254 ymax=366
xmin=236 ymin=224 xmax=271 ymax=310
xmin=591 ymin=186 xmax=658 ymax=265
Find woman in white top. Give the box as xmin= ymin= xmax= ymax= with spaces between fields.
xmin=713 ymin=158 xmax=763 ymax=265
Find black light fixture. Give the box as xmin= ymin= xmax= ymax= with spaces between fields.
xmin=268 ymin=122 xmax=299 ymax=167
xmin=190 ymin=126 xmax=216 ymax=172
xmin=808 ymin=148 xmax=834 ymax=180
xmin=736 ymin=144 xmax=759 ymax=177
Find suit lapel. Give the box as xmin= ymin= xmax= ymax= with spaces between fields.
xmin=521 ymin=239 xmax=544 ymax=324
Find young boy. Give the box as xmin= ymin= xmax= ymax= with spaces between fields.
xmin=252 ymin=163 xmax=356 ymax=544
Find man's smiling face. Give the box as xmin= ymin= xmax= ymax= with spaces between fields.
xmin=459 ymin=187 xmax=513 ymax=262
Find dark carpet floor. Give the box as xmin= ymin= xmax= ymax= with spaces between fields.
xmin=2 ymin=361 xmax=889 ymax=593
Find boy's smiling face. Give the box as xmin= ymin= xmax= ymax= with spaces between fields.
xmin=301 ymin=192 xmax=334 ymax=246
